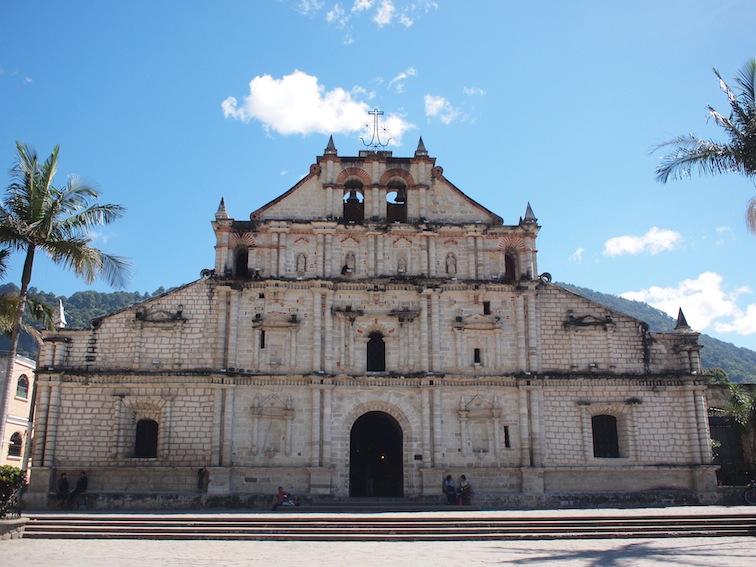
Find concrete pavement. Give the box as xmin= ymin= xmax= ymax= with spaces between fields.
xmin=3 ymin=506 xmax=755 ymax=566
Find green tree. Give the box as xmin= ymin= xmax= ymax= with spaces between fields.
xmin=704 ymin=367 xmax=730 ymax=385
xmin=0 ymin=465 xmax=25 ymax=517
xmin=0 ymin=142 xmax=130 ymax=444
xmin=655 ymin=59 xmax=756 ymax=233
xmin=728 ymin=383 xmax=756 ymax=470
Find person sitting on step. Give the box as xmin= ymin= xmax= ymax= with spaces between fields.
xmin=271 ymin=486 xmax=298 ymax=510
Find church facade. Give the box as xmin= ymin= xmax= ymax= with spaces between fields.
xmin=26 ymin=139 xmax=717 ymax=509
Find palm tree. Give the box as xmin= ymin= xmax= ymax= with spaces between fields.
xmin=0 ymin=142 xmax=130 ymax=445
xmin=0 ymin=248 xmax=54 ymax=337
xmin=655 ymin=58 xmax=756 ymax=233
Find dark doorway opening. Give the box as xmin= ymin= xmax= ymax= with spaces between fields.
xmin=350 ymin=411 xmax=403 ymax=497
xmin=366 ymin=332 xmax=385 ymax=371
xmin=504 ymin=253 xmax=516 ymax=281
xmin=235 ymin=247 xmax=249 ymax=277
xmin=135 ymin=419 xmax=159 ymax=458
xmin=591 ymin=414 xmax=619 ymax=458
xmin=710 ymin=414 xmax=747 ymax=485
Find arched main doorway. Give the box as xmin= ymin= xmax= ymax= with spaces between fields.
xmin=349 ymin=411 xmax=403 ymax=497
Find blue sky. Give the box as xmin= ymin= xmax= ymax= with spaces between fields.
xmin=1 ymin=1 xmax=756 ymax=351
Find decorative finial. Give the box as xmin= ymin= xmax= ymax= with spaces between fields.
xmin=325 ymin=135 xmax=337 ymax=155
xmin=361 ymin=108 xmax=391 ymax=150
xmin=675 ymin=308 xmax=691 ymax=330
xmin=55 ymin=299 xmax=67 ymax=329
xmin=415 ymin=137 xmax=428 ymax=157
xmin=523 ymin=202 xmax=537 ymax=224
xmin=215 ymin=198 xmax=228 ymax=220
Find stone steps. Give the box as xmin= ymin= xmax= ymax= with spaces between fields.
xmin=23 ymin=511 xmax=756 ymax=541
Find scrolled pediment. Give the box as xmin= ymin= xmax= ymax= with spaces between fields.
xmin=133 ymin=306 xmax=186 ymax=327
xmin=563 ymin=310 xmax=615 ymax=331
xmin=453 ymin=313 xmax=501 ymax=331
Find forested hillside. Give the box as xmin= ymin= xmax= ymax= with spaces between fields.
xmin=1 ymin=281 xmax=753 ymax=382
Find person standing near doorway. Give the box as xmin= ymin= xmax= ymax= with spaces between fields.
xmin=443 ymin=474 xmax=457 ymax=504
xmin=458 ymin=474 xmax=472 ymax=505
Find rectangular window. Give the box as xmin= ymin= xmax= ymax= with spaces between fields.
xmin=483 ymin=301 xmax=491 ymax=315
xmin=503 ymin=425 xmax=510 ymax=448
xmin=474 ymin=348 xmax=482 ymax=365
xmin=260 ymin=330 xmax=266 ymax=349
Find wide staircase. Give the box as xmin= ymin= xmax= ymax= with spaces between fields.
xmin=22 ymin=507 xmax=756 ymax=541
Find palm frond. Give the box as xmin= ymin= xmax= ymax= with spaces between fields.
xmin=25 ymin=297 xmax=54 ymax=331
xmin=747 ymin=196 xmax=756 ymax=235
xmin=735 ymin=58 xmax=756 ymax=110
xmin=654 ymin=134 xmax=744 ymax=182
xmin=0 ymin=294 xmax=47 ymax=341
xmin=0 ymin=248 xmax=9 ymax=280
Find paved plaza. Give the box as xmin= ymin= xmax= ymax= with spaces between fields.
xmin=2 ymin=506 xmax=755 ymax=566
xmin=2 ymin=536 xmax=755 ymax=566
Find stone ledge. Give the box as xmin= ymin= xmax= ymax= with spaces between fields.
xmin=0 ymin=519 xmax=26 ymax=539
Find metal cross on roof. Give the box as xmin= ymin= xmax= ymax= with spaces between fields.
xmin=361 ymin=108 xmax=391 ymax=150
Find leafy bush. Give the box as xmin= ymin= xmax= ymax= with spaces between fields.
xmin=0 ymin=465 xmax=26 ymax=517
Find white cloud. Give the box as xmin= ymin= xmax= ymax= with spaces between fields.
xmin=716 ymin=304 xmax=756 ymax=335
xmin=621 ymin=272 xmax=756 ymax=336
xmin=603 ymin=227 xmax=682 ymax=256
xmin=424 ymin=94 xmax=461 ymax=124
xmin=327 ymin=3 xmax=348 ymax=26
xmin=374 ymin=0 xmax=395 ymax=26
xmin=222 ymin=70 xmax=412 ymax=143
xmin=88 ymin=229 xmax=116 ymax=246
xmin=569 ymin=248 xmax=584 ymax=263
xmin=463 ymin=86 xmax=486 ymax=96
xmin=388 ymin=67 xmax=416 ymax=93
xmin=352 ymin=0 xmax=373 ymax=11
xmin=298 ymin=0 xmax=325 ymax=15
xmin=714 ymin=225 xmax=734 ymax=247
xmin=307 ymin=0 xmax=435 ymax=35
xmin=398 ymin=13 xmax=413 ymax=27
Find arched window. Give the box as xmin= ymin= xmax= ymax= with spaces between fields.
xmin=134 ymin=419 xmax=159 ymax=458
xmin=8 ymin=432 xmax=22 ymax=457
xmin=386 ymin=181 xmax=407 ymax=223
xmin=15 ymin=374 xmax=29 ymax=399
xmin=234 ymin=246 xmax=249 ymax=277
xmin=367 ymin=332 xmax=386 ymax=372
xmin=592 ymin=414 xmax=620 ymax=458
xmin=343 ymin=180 xmax=364 ymax=224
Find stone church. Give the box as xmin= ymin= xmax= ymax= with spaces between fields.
xmin=26 ymin=137 xmax=717 ymax=509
